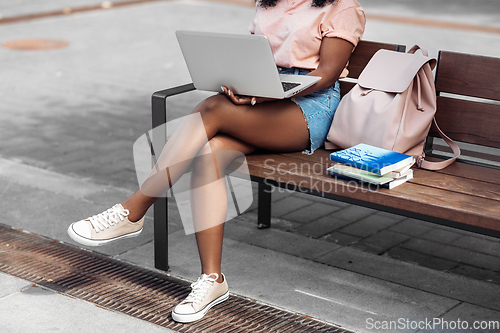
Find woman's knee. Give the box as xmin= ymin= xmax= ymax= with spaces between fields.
xmin=191 ymin=137 xmax=240 ymax=176
xmin=193 ymin=94 xmax=227 ymax=117
xmin=191 ymin=95 xmax=229 ymax=133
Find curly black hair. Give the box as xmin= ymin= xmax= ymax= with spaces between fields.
xmin=258 ymin=0 xmax=337 ymax=8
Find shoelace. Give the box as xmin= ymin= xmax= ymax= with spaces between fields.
xmin=87 ymin=206 xmax=130 ymax=233
xmin=182 ymin=273 xmax=219 ymax=305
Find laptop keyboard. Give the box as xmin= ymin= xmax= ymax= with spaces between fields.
xmin=282 ymin=81 xmax=301 ymax=92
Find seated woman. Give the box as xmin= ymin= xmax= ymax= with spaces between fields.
xmin=67 ymin=0 xmax=365 ymax=324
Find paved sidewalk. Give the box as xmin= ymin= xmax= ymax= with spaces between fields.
xmin=0 ymin=272 xmax=173 ymax=333
xmin=0 ymin=0 xmax=499 ymax=332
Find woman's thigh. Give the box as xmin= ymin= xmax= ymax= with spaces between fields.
xmin=193 ymin=94 xmax=310 ymax=153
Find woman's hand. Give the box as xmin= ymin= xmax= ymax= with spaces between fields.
xmin=221 ymin=86 xmax=275 ymax=106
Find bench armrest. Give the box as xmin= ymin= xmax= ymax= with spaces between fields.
xmin=152 ymin=82 xmax=196 ymax=128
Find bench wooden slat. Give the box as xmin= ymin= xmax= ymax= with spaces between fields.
xmin=431 ymin=144 xmax=500 ymax=165
xmin=251 ymin=151 xmax=500 ymax=201
xmin=429 ymin=96 xmax=500 ymax=149
xmin=339 ymin=81 xmax=356 ymax=96
xmin=423 ymin=156 xmax=500 ymax=185
xmin=346 ymin=41 xmax=405 ymax=78
xmin=245 ymin=153 xmax=500 ymax=231
xmin=281 ymin=149 xmax=334 ymax=164
xmin=410 ymin=168 xmax=500 ymax=202
xmin=435 ymin=51 xmax=500 ymax=101
xmin=385 ymin=184 xmax=500 ymax=231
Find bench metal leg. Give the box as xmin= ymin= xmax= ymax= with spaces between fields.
xmin=257 ymin=181 xmax=272 ymax=229
xmin=152 ymin=89 xmax=169 ymax=271
xmin=153 ymin=198 xmax=169 ymax=271
xmin=151 ymin=83 xmax=196 ymax=271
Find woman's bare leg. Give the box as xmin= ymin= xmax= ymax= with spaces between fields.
xmin=195 ymin=95 xmax=311 ymax=151
xmin=139 ymin=95 xmax=310 ymax=198
xmin=124 ymin=94 xmax=310 ymax=221
xmin=189 ymin=134 xmax=257 ymax=282
xmin=122 ymin=95 xmax=312 ymax=283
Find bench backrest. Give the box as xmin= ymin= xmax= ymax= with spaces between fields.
xmin=340 ymin=40 xmax=406 ymax=96
xmin=428 ymin=51 xmax=500 ymax=165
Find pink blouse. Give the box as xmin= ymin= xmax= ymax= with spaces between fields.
xmin=249 ymin=0 xmax=365 ymax=77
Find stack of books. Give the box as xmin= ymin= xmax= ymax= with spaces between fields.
xmin=327 ymin=143 xmax=415 ymax=189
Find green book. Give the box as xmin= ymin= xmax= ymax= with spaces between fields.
xmin=328 ymin=164 xmax=414 ymax=188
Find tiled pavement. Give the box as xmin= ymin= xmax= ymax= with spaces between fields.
xmin=1 ymin=0 xmax=500 ymax=332
xmin=247 ymin=189 xmax=500 ymax=285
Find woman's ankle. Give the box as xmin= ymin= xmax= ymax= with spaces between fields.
xmin=121 ymin=190 xmax=157 ymax=222
xmin=204 ymin=271 xmax=223 ymax=283
xmin=120 ymin=202 xmax=144 ymax=222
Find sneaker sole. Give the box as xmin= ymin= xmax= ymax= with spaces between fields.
xmin=171 ymin=290 xmax=229 ymax=323
xmin=67 ymin=224 xmax=143 ymax=247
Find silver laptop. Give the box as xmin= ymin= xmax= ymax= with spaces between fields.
xmin=175 ymin=30 xmax=321 ymax=99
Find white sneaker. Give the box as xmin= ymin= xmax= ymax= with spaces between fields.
xmin=67 ymin=204 xmax=144 ymax=246
xmin=172 ymin=273 xmax=229 ymax=323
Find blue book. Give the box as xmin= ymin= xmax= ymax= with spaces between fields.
xmin=329 ymin=143 xmax=414 ymax=175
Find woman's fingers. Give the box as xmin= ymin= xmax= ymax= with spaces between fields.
xmin=221 ymin=86 xmax=277 ymax=106
xmin=254 ymin=97 xmax=276 ymax=105
xmin=221 ymin=86 xmax=253 ymax=105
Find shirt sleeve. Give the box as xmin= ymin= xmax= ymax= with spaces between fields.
xmin=321 ymin=6 xmax=366 ymax=47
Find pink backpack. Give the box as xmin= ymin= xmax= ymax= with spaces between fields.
xmin=326 ymin=45 xmax=460 ymax=170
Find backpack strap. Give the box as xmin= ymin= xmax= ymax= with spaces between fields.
xmin=418 ymin=118 xmax=461 ymax=170
xmin=408 ymin=45 xmax=426 ymax=55
xmin=408 ymin=45 xmax=437 ymax=70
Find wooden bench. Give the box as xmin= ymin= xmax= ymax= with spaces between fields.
xmin=151 ymin=42 xmax=500 ymax=271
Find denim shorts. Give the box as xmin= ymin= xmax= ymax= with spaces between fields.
xmin=280 ymin=67 xmax=341 ymax=154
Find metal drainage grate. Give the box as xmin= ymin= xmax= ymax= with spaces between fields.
xmin=0 ymin=225 xmax=350 ymax=333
